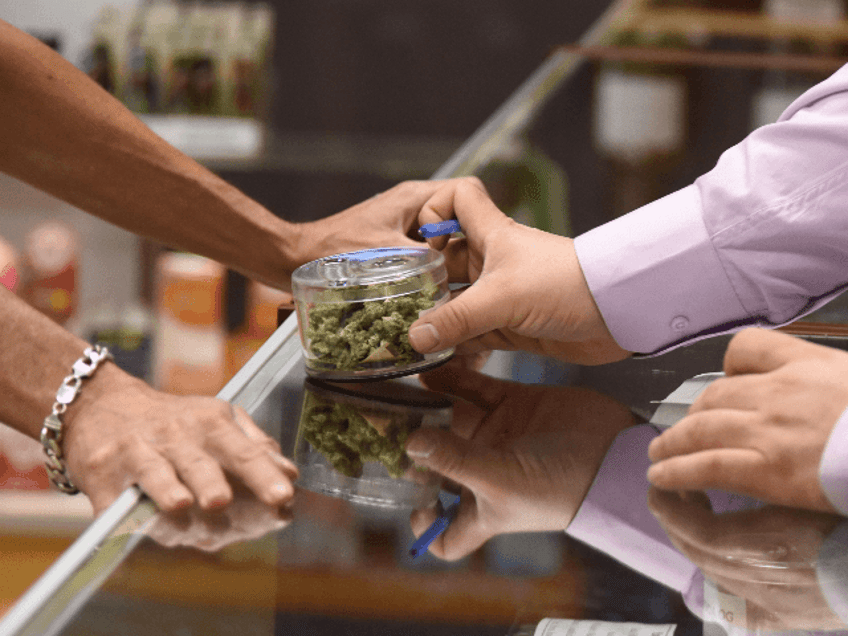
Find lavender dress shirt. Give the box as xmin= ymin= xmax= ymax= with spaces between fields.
xmin=573 ymin=63 xmax=848 ymax=517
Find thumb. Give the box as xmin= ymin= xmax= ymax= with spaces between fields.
xmin=408 ymin=276 xmax=512 ymax=353
xmin=405 ymin=427 xmax=501 ymax=494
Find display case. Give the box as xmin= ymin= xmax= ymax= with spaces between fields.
xmin=4 ymin=0 xmax=848 ymax=634
xmin=5 ymin=288 xmax=848 ymax=636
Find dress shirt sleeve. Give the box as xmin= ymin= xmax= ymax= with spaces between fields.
xmin=575 ymin=64 xmax=848 ymax=355
xmin=567 ymin=423 xmax=769 ymax=593
xmin=566 ymin=424 xmax=699 ymax=592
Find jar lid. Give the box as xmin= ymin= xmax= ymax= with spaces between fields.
xmin=292 ymin=247 xmax=444 ymax=291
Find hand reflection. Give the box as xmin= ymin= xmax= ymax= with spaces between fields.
xmin=405 ymin=364 xmax=635 ymax=560
xmin=648 ymin=488 xmax=846 ymax=631
xmin=145 ymin=480 xmax=292 ymax=553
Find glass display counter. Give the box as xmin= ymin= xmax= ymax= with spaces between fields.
xmin=5 ymin=310 xmax=848 ymax=636
xmin=5 ymin=1 xmax=848 ymax=634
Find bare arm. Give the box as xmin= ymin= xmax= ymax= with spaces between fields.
xmin=0 ymin=284 xmax=300 ymax=514
xmin=0 ymin=286 xmax=104 ymax=440
xmin=0 ymin=19 xmax=300 ymax=289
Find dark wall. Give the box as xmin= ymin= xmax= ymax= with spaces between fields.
xmin=267 ymin=0 xmax=611 ymax=137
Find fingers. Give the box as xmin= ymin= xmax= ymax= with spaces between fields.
xmin=230 ymin=404 xmax=298 ymax=475
xmin=442 ymin=238 xmax=470 ymax=282
xmin=688 ymin=374 xmax=763 ymax=414
xmin=405 ymin=427 xmax=501 ymax=496
xmin=419 ymin=364 xmax=506 ymax=411
xmin=418 ymin=178 xmax=505 ymax=251
xmin=724 ymin=328 xmax=820 ymax=376
xmin=143 ymin=403 xmax=296 ymax=513
xmin=409 ymin=498 xmax=491 ymax=561
xmin=408 ymin=274 xmax=515 ymax=353
xmin=648 ymin=409 xmax=759 ymax=462
xmin=121 ymin=442 xmax=195 ymax=514
xmin=205 ymin=418 xmax=297 ymax=509
xmin=647 ymin=447 xmax=767 ymax=495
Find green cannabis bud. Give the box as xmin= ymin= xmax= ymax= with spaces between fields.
xmin=304 ymin=276 xmax=438 ymax=372
xmin=300 ymin=391 xmax=412 ymax=478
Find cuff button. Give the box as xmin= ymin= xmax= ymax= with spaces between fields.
xmin=671 ymin=315 xmax=690 ymax=332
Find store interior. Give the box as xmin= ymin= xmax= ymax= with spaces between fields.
xmin=2 ymin=0 xmax=848 ymax=629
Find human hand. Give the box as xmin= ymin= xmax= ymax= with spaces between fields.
xmin=404 ymin=362 xmax=635 ymax=560
xmin=295 ymin=180 xmax=451 ymax=265
xmin=406 ymin=178 xmax=631 ymax=365
xmin=146 ymin=480 xmax=292 ymax=552
xmin=648 ymin=328 xmax=848 ymax=512
xmin=62 ymin=364 xmax=298 ymax=516
xmin=648 ymin=488 xmax=846 ymax=630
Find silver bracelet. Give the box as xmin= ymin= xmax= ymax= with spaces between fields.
xmin=41 ymin=345 xmax=113 ymax=494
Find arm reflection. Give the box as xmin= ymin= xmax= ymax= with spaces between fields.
xmin=404 ymin=363 xmax=636 ymax=561
xmin=648 ymin=488 xmax=848 ymax=632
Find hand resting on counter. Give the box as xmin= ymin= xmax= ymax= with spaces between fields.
xmin=648 ymin=328 xmax=848 ymax=514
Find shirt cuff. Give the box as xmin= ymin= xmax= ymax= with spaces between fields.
xmin=820 ymin=406 xmax=848 ymax=517
xmin=574 ymin=185 xmax=748 ymax=355
xmin=566 ymin=424 xmax=698 ymax=592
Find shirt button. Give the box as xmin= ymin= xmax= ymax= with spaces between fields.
xmin=671 ymin=315 xmax=689 ymax=332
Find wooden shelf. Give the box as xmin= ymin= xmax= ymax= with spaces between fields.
xmin=631 ymin=7 xmax=848 ymax=44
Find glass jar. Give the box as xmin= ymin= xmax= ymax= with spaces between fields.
xmin=292 ymin=247 xmax=454 ymax=381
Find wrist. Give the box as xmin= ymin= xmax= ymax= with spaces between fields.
xmin=42 ymin=346 xmax=130 ymax=493
xmin=270 ymin=218 xmax=305 ymax=289
xmin=60 ymin=358 xmax=141 ymax=444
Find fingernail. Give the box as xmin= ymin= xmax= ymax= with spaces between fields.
xmin=409 ymin=323 xmax=440 ymax=352
xmin=405 ymin=439 xmax=433 ymax=459
xmin=269 ymin=482 xmax=293 ymax=501
xmin=268 ymin=451 xmax=294 ymax=470
xmin=170 ymin=491 xmax=193 ymax=510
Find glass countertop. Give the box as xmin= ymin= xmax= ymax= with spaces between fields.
xmin=3 ymin=314 xmax=848 ymax=636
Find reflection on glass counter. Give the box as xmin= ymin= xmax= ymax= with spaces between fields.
xmin=294 ymin=378 xmax=452 ymax=509
xmin=6 ymin=314 xmax=848 ymax=636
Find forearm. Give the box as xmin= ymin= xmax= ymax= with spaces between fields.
xmin=0 ymin=286 xmax=131 ymax=440
xmin=577 ymin=64 xmax=848 ymax=355
xmin=0 ymin=20 xmax=302 ymax=290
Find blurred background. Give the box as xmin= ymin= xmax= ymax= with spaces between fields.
xmin=2 ymin=0 xmax=848 ymax=629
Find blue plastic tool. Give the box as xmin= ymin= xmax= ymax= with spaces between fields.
xmin=409 ymin=495 xmax=461 ymax=558
xmin=418 ymin=220 xmax=462 ymax=239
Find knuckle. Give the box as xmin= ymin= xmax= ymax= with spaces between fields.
xmin=438 ymin=300 xmax=475 ymax=339
xmin=693 ymin=377 xmax=731 ymax=410
xmin=457 ymin=178 xmax=482 ymax=198
xmin=209 ymin=399 xmax=234 ymax=422
xmin=393 ymin=180 xmax=420 ymax=197
xmin=82 ymin=444 xmax=117 ymax=473
xmin=724 ymin=328 xmax=760 ymax=367
xmin=226 ymin=441 xmax=266 ymax=467
xmin=183 ymin=452 xmax=213 ymax=470
xmin=465 ymin=176 xmax=485 ymax=190
xmin=431 ymin=444 xmax=472 ymax=481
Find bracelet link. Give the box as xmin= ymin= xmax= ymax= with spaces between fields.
xmin=41 ymin=345 xmax=113 ymax=495
xmin=42 ymin=412 xmax=63 ymax=433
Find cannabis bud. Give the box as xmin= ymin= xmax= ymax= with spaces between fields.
xmin=292 ymin=247 xmax=454 ymax=381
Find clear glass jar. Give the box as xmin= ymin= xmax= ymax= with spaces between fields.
xmin=292 ymin=247 xmax=454 ymax=381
